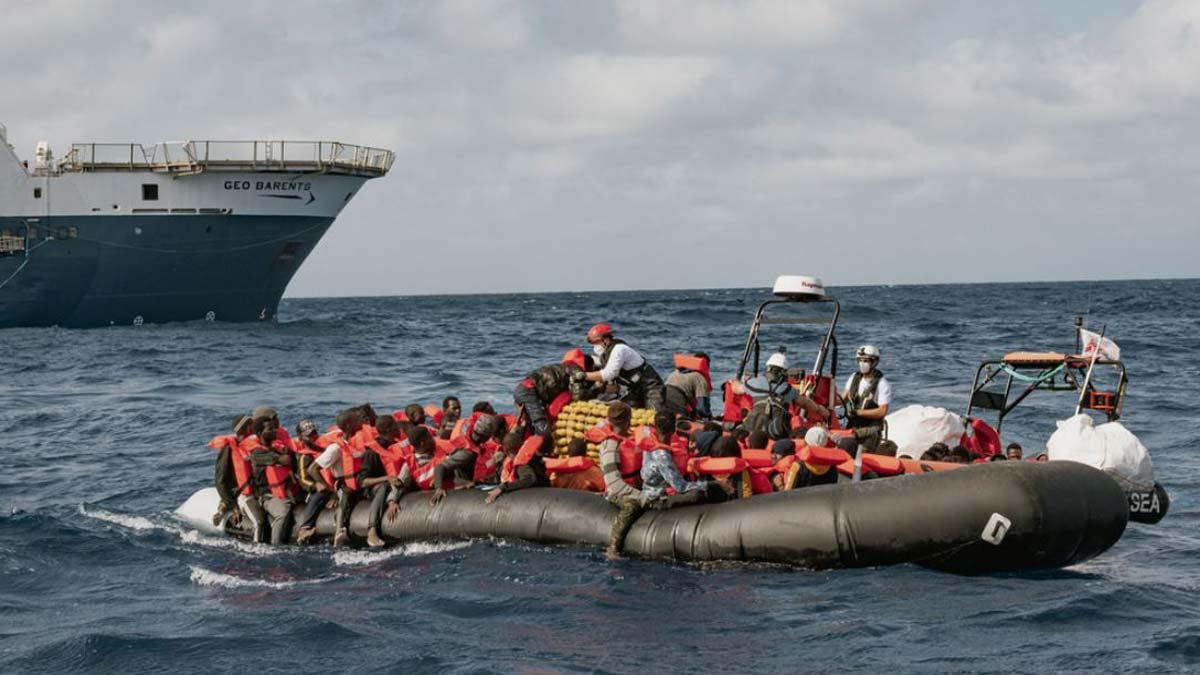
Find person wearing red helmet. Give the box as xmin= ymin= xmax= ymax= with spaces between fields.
xmin=512 ymin=348 xmax=597 ymax=435
xmin=583 ymin=323 xmax=666 ymax=411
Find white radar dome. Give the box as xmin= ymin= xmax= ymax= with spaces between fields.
xmin=773 ymin=275 xmax=826 ymax=300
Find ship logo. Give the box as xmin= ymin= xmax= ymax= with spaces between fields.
xmin=260 ymin=191 xmax=316 ymax=205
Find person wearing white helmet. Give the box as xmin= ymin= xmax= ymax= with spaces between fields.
xmin=840 ymin=345 xmax=892 ymax=449
xmin=738 ymin=351 xmax=803 ymax=439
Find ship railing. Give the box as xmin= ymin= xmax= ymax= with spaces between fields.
xmin=58 ymin=140 xmax=394 ymax=177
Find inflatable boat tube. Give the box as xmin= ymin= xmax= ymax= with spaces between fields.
xmin=191 ymin=461 xmax=1128 ymax=574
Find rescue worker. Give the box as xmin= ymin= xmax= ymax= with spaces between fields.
xmin=430 ymin=413 xmax=499 ymax=503
xmin=513 ymin=348 xmax=595 ymax=436
xmin=597 ymin=401 xmax=645 ymax=560
xmin=297 ymin=408 xmax=364 ymax=546
xmin=740 ymin=352 xmax=800 ymax=439
xmin=840 ymin=345 xmax=892 ymax=451
xmin=582 ymin=323 xmax=666 ymax=411
xmin=663 ymin=352 xmax=713 ymax=419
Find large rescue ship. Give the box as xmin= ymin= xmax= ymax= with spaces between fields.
xmin=0 ymin=123 xmax=392 ymax=328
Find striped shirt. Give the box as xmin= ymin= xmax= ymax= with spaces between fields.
xmin=599 ymin=438 xmax=642 ymax=504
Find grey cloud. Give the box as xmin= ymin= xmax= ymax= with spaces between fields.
xmin=2 ymin=0 xmax=1196 ymax=297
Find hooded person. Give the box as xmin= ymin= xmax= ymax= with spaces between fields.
xmin=513 ymin=348 xmax=596 ymax=436
xmin=582 ymin=323 xmax=666 ymax=411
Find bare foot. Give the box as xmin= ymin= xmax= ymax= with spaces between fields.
xmin=333 ymin=528 xmax=349 ymax=548
xmin=295 ymin=526 xmax=316 ymax=545
xmin=605 ymin=546 xmax=622 ymax=561
xmin=366 ymin=528 xmax=385 ymax=548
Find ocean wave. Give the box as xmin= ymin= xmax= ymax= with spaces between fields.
xmin=332 ymin=540 xmax=472 ymax=566
xmin=188 ymin=565 xmax=336 ymax=589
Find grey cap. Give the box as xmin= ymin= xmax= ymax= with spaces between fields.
xmin=472 ymin=414 xmax=498 ymax=439
xmin=296 ymin=419 xmax=317 ymax=437
xmin=252 ymin=406 xmax=277 ymax=421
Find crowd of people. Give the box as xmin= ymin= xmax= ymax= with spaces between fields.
xmin=207 ymin=323 xmax=1032 ymax=558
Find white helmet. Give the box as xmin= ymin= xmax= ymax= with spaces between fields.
xmin=856 ymin=345 xmax=881 ymax=361
xmin=766 ymin=352 xmax=788 ymax=370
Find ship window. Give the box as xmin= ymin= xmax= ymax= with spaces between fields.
xmin=142 ymin=184 xmax=159 ymax=201
xmin=33 ymin=188 xmax=42 ymax=199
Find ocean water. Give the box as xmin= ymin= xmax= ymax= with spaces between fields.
xmin=1 ymin=279 xmax=1197 ymax=674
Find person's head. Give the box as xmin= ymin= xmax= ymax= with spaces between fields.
xmin=492 ymin=416 xmax=510 ymax=442
xmin=791 ymin=426 xmax=810 ymax=440
xmin=396 ymin=420 xmax=416 ymax=437
xmin=691 ymin=429 xmax=720 ymax=455
xmin=404 ymin=404 xmax=426 ymax=427
xmin=442 ymin=396 xmax=462 ymax=417
xmin=804 ymin=426 xmax=830 ymax=448
xmin=653 ymin=412 xmax=676 ymax=444
xmin=232 ymin=414 xmax=253 ymax=439
xmin=989 ymin=454 xmax=1007 ymax=461
xmin=765 ymin=352 xmax=788 ymax=381
xmin=469 ymin=414 xmax=498 ymax=444
xmin=747 ymin=430 xmax=769 ymax=450
xmin=607 ymin=401 xmax=633 ymax=433
xmin=567 ymin=437 xmax=589 ymax=458
xmin=877 ymin=440 xmax=898 ymax=457
xmin=295 ymin=419 xmax=318 ymax=444
xmin=710 ymin=435 xmax=742 ymax=458
xmin=586 ymin=322 xmax=615 ymax=348
xmin=252 ymin=406 xmax=279 ymax=430
xmin=703 ymin=421 xmax=723 ymax=433
xmin=252 ymin=417 xmax=277 ymax=445
xmin=926 ymin=442 xmax=949 ymax=459
xmin=1035 ymin=452 xmax=1049 ymax=463
xmin=947 ymin=446 xmax=972 ymax=464
xmin=855 ymin=345 xmax=881 ymax=376
xmin=771 ymin=438 xmax=796 ymax=462
xmin=408 ymin=425 xmax=434 ymax=456
xmin=375 ymin=415 xmax=399 ymax=442
xmin=1005 ymin=442 xmax=1023 ymax=460
xmin=836 ymin=435 xmax=859 ymax=454
xmin=356 ymin=403 xmax=377 ymax=426
xmin=562 ymin=348 xmax=588 ymax=372
xmin=336 ymin=408 xmax=364 ymax=435
xmin=472 ymin=401 xmax=496 ymax=415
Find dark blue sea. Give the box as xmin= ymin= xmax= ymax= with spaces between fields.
xmin=1 ymin=279 xmax=1198 ymax=674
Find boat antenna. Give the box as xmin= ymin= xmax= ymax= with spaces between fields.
xmin=1074 ymin=324 xmax=1105 ymax=416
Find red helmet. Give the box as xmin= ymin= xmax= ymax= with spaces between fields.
xmin=586 ymin=323 xmax=614 ymax=344
xmin=562 ymin=348 xmax=587 ymax=371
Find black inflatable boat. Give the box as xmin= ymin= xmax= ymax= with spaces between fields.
xmin=203 ymin=460 xmax=1127 ymax=574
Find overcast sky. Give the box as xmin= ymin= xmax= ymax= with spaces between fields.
xmin=3 ymin=0 xmax=1198 ymax=296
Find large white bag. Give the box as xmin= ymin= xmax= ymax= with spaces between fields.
xmin=885 ymin=405 xmax=965 ymax=459
xmin=1045 ymin=414 xmax=1154 ymax=492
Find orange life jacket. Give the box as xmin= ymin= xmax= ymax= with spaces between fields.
xmin=896 ymin=457 xmax=964 ymax=474
xmin=741 ymin=448 xmax=775 ymax=469
xmin=209 ymin=434 xmax=254 ymax=497
xmin=721 ymin=381 xmax=755 ymax=423
xmin=691 ymin=456 xmax=748 ymax=475
xmin=338 ymin=439 xmax=366 ymax=492
xmin=368 ymin=436 xmax=410 ymax=479
xmin=544 ymin=456 xmax=595 ymax=474
xmin=547 ymin=390 xmax=573 ymax=419
xmin=407 ymin=451 xmax=447 ymax=490
xmin=592 ymin=426 xmax=641 ymax=486
xmin=674 ymin=353 xmax=712 ymax=390
xmin=501 ymin=435 xmax=543 ymax=483
xmin=748 ymin=467 xmax=774 ymax=495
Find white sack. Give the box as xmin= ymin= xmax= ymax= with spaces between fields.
xmin=886 ymin=405 xmax=965 ymax=459
xmin=1046 ymin=414 xmax=1154 ymax=492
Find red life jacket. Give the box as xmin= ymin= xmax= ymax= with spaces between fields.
xmin=547 ymin=390 xmax=573 ymax=419
xmin=501 ymin=435 xmax=543 ymax=483
xmin=407 ymin=451 xmax=447 ymax=490
xmin=692 ymin=456 xmax=748 ymax=475
xmin=232 ymin=436 xmax=265 ymax=497
xmin=748 ymin=467 xmax=774 ymax=495
xmin=209 ymin=434 xmax=253 ymax=497
xmin=368 ymin=436 xmax=410 ymax=479
xmin=674 ymin=353 xmax=712 ymax=390
xmin=721 ymin=381 xmax=755 ymax=423
xmin=338 ymin=439 xmax=367 ymax=492
xmin=425 ymin=405 xmax=444 ymax=428
xmin=960 ymin=418 xmax=1002 ymax=458
xmin=592 ymin=427 xmax=641 ymax=486
xmin=291 ymin=435 xmax=337 ymax=489
xmin=741 ymin=448 xmax=774 ymax=469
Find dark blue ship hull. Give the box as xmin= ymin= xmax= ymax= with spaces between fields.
xmin=0 ymin=214 xmax=333 ymax=328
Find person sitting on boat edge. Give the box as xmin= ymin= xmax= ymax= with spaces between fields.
xmin=359 ymin=415 xmax=408 ymax=548
xmin=244 ymin=418 xmax=300 ymax=545
xmin=438 ymin=396 xmax=462 ymax=439
xmin=513 ymin=348 xmax=595 ymax=436
xmin=208 ymin=414 xmax=253 ymax=526
xmin=597 ymin=401 xmax=646 ymax=560
xmin=664 ymin=352 xmax=713 ymax=419
xmin=430 ymin=413 xmax=500 ymax=503
xmin=487 ymin=431 xmax=551 ymax=504
xmin=639 ymin=412 xmax=710 ymax=506
xmin=383 ymin=426 xmax=445 ymax=523
xmin=840 ymin=345 xmax=891 ymax=450
xmin=551 ymin=438 xmax=605 ymax=492
xmin=296 ymin=408 xmax=364 ymax=546
xmin=582 ymin=323 xmax=667 ymax=411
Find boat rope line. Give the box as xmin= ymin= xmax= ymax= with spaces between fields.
xmin=71 ymin=220 xmax=329 ymax=255
xmin=999 ymin=363 xmax=1065 ymax=384
xmin=0 ymin=239 xmax=52 ymax=291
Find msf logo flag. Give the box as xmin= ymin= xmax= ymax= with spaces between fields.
xmin=1080 ymin=328 xmax=1121 ymax=361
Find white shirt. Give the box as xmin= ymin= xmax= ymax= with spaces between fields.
xmin=597 ymin=343 xmax=645 ymax=383
xmin=315 ymin=442 xmax=343 ymax=474
xmin=844 ymin=373 xmax=892 ymax=406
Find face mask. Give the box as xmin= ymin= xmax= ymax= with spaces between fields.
xmin=592 ymin=344 xmax=605 ymax=358
xmin=858 ymin=361 xmax=873 ymax=375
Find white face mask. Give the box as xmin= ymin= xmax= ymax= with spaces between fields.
xmin=857 ymin=360 xmax=873 ymax=375
xmin=592 ymin=344 xmax=605 ymax=358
